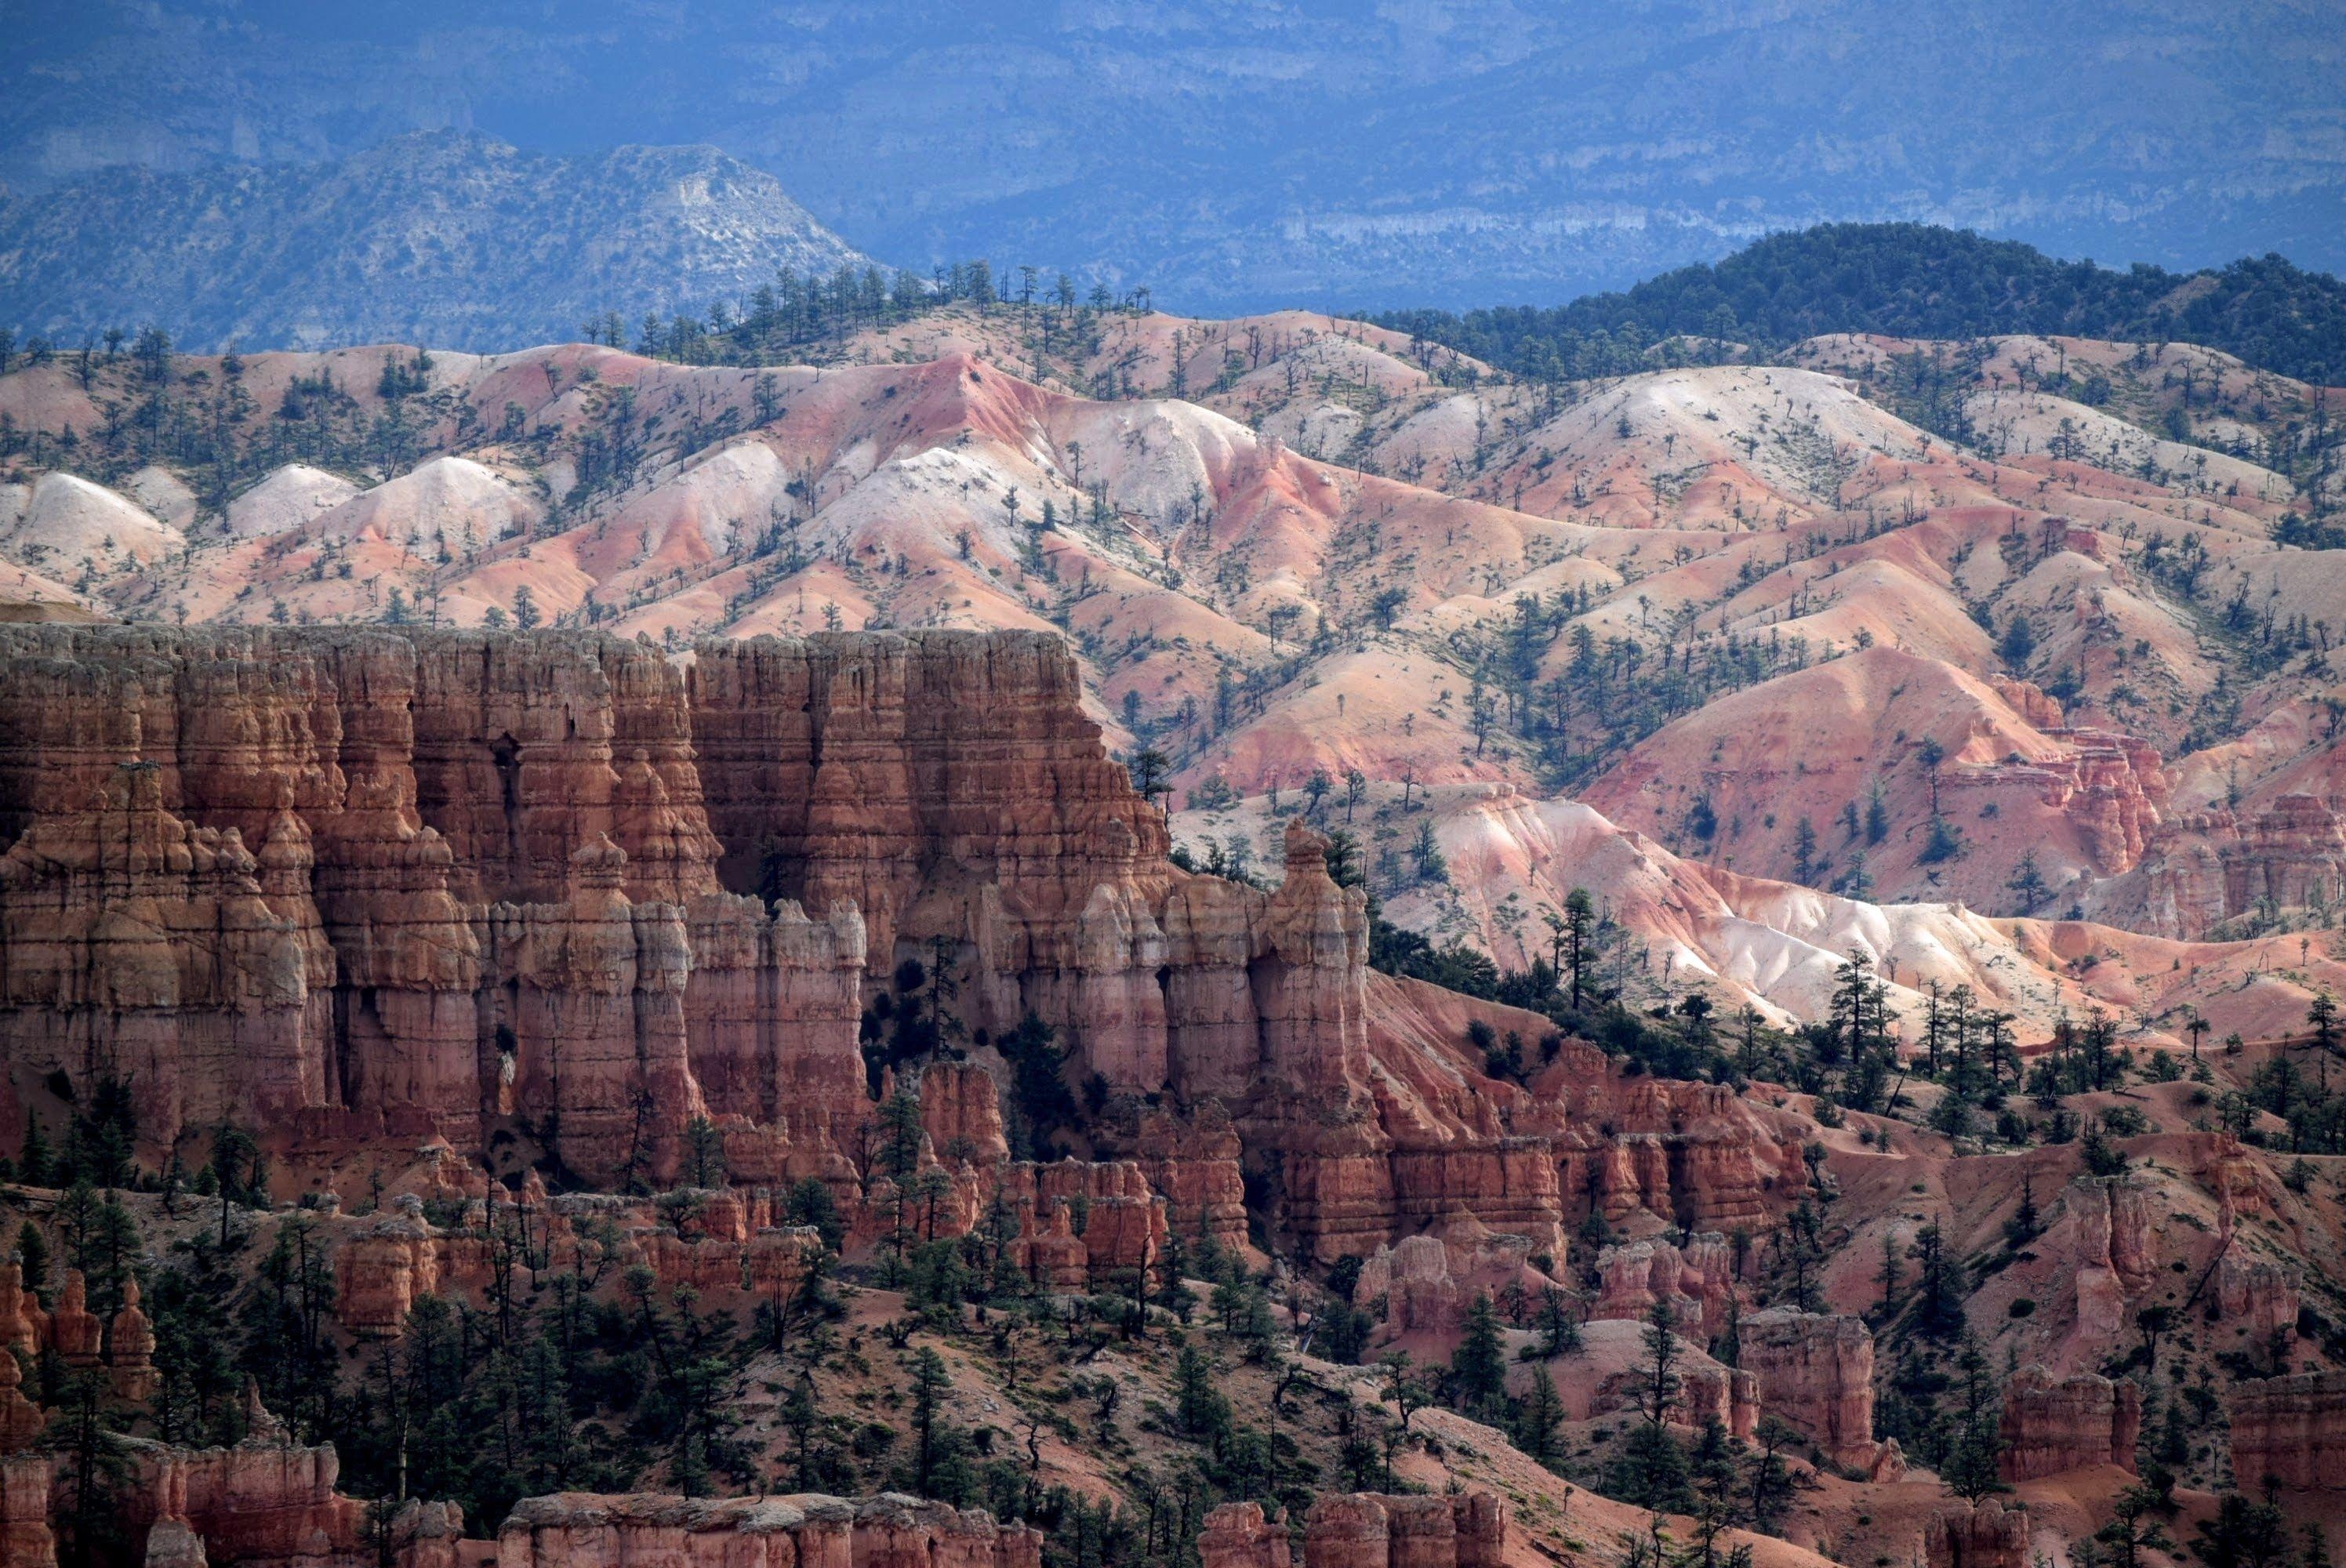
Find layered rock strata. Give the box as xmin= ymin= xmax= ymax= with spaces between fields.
xmin=1738 ymin=1309 xmax=1880 ymax=1471
xmin=2227 ymin=1370 xmax=2346 ymax=1492
xmin=495 ymin=1490 xmax=1043 ymax=1568
xmin=1291 ymin=1493 xmax=1508 ymax=1568
xmin=1996 ymin=1367 xmax=2140 ymax=1481
xmin=1924 ymin=1501 xmax=2031 ymax=1568
xmin=7 ymin=1387 xmax=465 ymax=1568
xmin=0 ymin=627 xmax=1806 ymax=1264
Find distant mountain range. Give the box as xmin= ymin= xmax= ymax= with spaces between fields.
xmin=9 ymin=0 xmax=2343 ymax=312
xmin=1378 ymin=224 xmax=2346 ymax=388
xmin=0 ymin=132 xmax=881 ymax=351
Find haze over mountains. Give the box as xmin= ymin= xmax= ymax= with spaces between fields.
xmin=0 ymin=132 xmax=878 ymax=352
xmin=10 ymin=0 xmax=2344 ymax=310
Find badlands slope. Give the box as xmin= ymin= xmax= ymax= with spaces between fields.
xmin=2 ymin=305 xmax=2343 ymax=1044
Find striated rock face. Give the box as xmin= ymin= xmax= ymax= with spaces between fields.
xmin=1738 ymin=1309 xmax=1879 ymax=1471
xmin=1200 ymin=1503 xmax=1291 ymax=1568
xmin=496 ymin=1490 xmax=1043 ymax=1568
xmin=2130 ymin=795 xmax=2346 ymax=938
xmin=12 ymin=1385 xmax=467 ymax=1568
xmin=0 ymin=1454 xmax=54 ymax=1568
xmin=1997 ymin=1367 xmax=2140 ymax=1481
xmin=1676 ymin=1362 xmax=1761 ymax=1441
xmin=1543 ymin=1076 xmax=1806 ymax=1240
xmin=2214 ymin=1249 xmax=2301 ymax=1348
xmin=1591 ymin=1232 xmax=1737 ymax=1340
xmin=0 ymin=627 xmax=1375 ymax=1196
xmin=1351 ymin=1215 xmax=1555 ymax=1338
xmin=0 ymin=1335 xmax=42 ymax=1454
xmin=2068 ymin=1174 xmax=2157 ymax=1343
xmin=1925 ymin=1500 xmax=2031 ymax=1568
xmin=0 ymin=626 xmax=1807 ymax=1267
xmin=2227 ymin=1370 xmax=2346 ymax=1492
xmin=1295 ymin=1493 xmax=1506 ymax=1568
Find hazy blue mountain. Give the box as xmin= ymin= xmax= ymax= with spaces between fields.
xmin=8 ymin=1 xmax=2341 ymax=314
xmin=0 ymin=132 xmax=880 ymax=351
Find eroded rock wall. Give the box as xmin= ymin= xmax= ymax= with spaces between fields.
xmin=1294 ymin=1493 xmax=1507 ymax=1568
xmin=2227 ymin=1370 xmax=2346 ymax=1492
xmin=1925 ymin=1501 xmax=2029 ymax=1568
xmin=496 ymin=1491 xmax=1043 ymax=1568
xmin=0 ymin=626 xmax=1807 ymax=1265
xmin=1997 ymin=1367 xmax=2140 ymax=1481
xmin=1738 ymin=1309 xmax=1879 ymax=1471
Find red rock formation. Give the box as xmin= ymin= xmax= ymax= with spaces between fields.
xmin=1925 ymin=1500 xmax=2030 ymax=1568
xmin=2227 ymin=1370 xmax=2346 ymax=1492
xmin=107 ymin=1274 xmax=159 ymax=1402
xmin=1133 ymin=1106 xmax=1248 ymax=1247
xmin=6 ymin=1377 xmax=470 ymax=1568
xmin=1996 ymin=1367 xmax=2140 ymax=1481
xmin=496 ymin=1491 xmax=1042 ymax=1568
xmin=1201 ymin=1502 xmax=1291 ymax=1568
xmin=1738 ymin=1308 xmax=1879 ymax=1471
xmin=333 ymin=1209 xmax=448 ymax=1335
xmin=1354 ymin=1235 xmax=1466 ymax=1334
xmin=2068 ymin=1174 xmax=2156 ymax=1342
xmin=0 ymin=1343 xmax=42 ymax=1454
xmin=2132 ymin=795 xmax=2346 ymax=937
xmin=1676 ymin=1362 xmax=1761 ymax=1441
xmin=0 ymin=1454 xmax=54 ymax=1568
xmin=45 ymin=1270 xmax=99 ymax=1367
xmin=1296 ymin=1493 xmax=1505 ymax=1568
xmin=1352 ymin=1215 xmax=1559 ymax=1338
xmin=0 ymin=628 xmax=1375 ymax=1192
xmin=2213 ymin=1249 xmax=2300 ymax=1348
xmin=0 ymin=1261 xmax=40 ymax=1359
xmin=920 ymin=1062 xmax=1011 ymax=1167
xmin=0 ymin=760 xmax=332 ymax=1145
xmin=0 ymin=626 xmax=1803 ymax=1269
xmin=1538 ymin=1075 xmax=1806 ymax=1240
xmin=1591 ymin=1233 xmax=1738 ymax=1339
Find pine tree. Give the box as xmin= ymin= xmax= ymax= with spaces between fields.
xmin=1174 ymin=1342 xmax=1231 ymax=1439
xmin=681 ymin=1116 xmax=725 ymax=1189
xmin=1535 ymin=1285 xmax=1582 ymax=1356
xmin=1683 ymin=1418 xmax=1741 ymax=1566
xmin=2003 ymin=1172 xmax=2039 ymax=1247
xmin=16 ymin=1221 xmax=49 ymax=1306
xmin=1514 ymin=1364 xmax=1563 ymax=1464
xmin=1636 ymin=1298 xmax=1682 ymax=1424
xmin=19 ymin=1113 xmax=49 ymax=1188
xmin=1450 ymin=1291 xmax=1509 ymax=1417
xmin=1560 ymin=888 xmax=1595 ymax=1008
xmin=1909 ymin=1222 xmax=1961 ymax=1338
xmin=2006 ymin=848 xmax=2049 ymax=912
xmin=1790 ymin=815 xmax=1820 ymax=884
xmin=2095 ymin=1483 xmax=2176 ymax=1568
xmin=909 ymin=1346 xmax=952 ymax=1495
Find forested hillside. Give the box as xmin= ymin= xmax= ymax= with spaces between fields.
xmin=1375 ymin=224 xmax=2346 ymax=385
